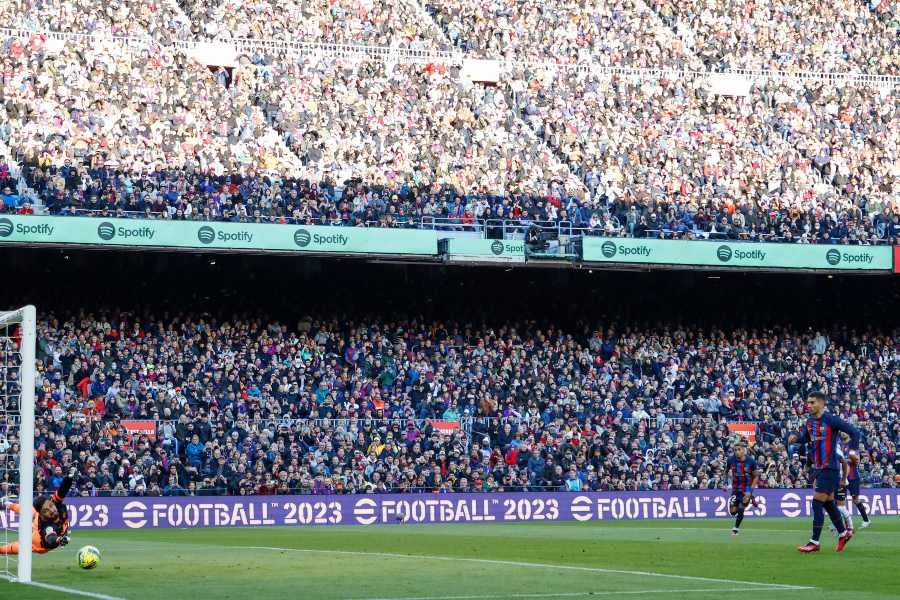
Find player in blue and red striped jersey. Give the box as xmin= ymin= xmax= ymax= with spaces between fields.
xmin=843 ymin=435 xmax=871 ymax=529
xmin=726 ymin=441 xmax=758 ymax=536
xmin=828 ymin=444 xmax=853 ymax=535
xmin=788 ymin=391 xmax=860 ymax=553
xmin=834 ymin=435 xmax=871 ymax=531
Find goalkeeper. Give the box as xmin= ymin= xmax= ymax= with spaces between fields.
xmin=0 ymin=466 xmax=74 ymax=555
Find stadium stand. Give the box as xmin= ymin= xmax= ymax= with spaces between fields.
xmin=0 ymin=0 xmax=193 ymax=38
xmin=649 ymin=0 xmax=898 ymax=73
xmin=10 ymin=309 xmax=897 ymax=497
xmin=0 ymin=0 xmax=896 ymax=241
xmin=178 ymin=0 xmax=447 ymax=47
xmin=0 ymin=0 xmax=897 ymax=500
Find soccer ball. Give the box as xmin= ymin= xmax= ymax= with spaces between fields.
xmin=77 ymin=545 xmax=101 ymax=570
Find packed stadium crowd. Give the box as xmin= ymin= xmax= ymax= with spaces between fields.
xmin=4 ymin=311 xmax=896 ymax=498
xmin=427 ymin=0 xmax=898 ymax=73
xmin=0 ymin=0 xmax=898 ymax=497
xmin=0 ymin=0 xmax=897 ymax=241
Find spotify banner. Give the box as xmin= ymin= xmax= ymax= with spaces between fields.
xmin=445 ymin=238 xmax=527 ymax=262
xmin=0 ymin=216 xmax=438 ymax=257
xmin=582 ymin=237 xmax=892 ymax=271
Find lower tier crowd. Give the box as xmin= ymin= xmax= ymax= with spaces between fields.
xmin=1 ymin=310 xmax=895 ymax=497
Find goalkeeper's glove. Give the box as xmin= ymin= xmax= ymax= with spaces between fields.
xmin=44 ymin=527 xmax=58 ymax=547
xmin=58 ymin=534 xmax=70 ymax=547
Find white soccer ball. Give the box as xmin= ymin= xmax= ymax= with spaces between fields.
xmin=77 ymin=545 xmax=101 ymax=570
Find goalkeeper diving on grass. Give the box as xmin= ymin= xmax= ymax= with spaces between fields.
xmin=1 ymin=466 xmax=74 ymax=555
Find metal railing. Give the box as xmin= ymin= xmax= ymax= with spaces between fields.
xmin=548 ymin=63 xmax=900 ymax=90
xmin=224 ymin=38 xmax=462 ymax=65
xmin=129 ymin=417 xmax=469 ymax=431
xmin=1 ymin=28 xmax=898 ymax=88
xmin=81 ymin=484 xmax=618 ymax=497
xmin=58 ymin=209 xmax=484 ymax=233
xmin=148 ymin=417 xmax=470 ymax=451
xmin=615 ymin=229 xmax=895 ymax=246
xmin=468 ymin=415 xmax=708 ymax=430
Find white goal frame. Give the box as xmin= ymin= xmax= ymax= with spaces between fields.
xmin=0 ymin=305 xmax=36 ymax=584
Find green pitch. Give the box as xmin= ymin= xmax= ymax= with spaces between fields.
xmin=4 ymin=518 xmax=898 ymax=600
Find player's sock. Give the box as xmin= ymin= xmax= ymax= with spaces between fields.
xmin=0 ymin=542 xmax=18 ymax=555
xmin=823 ymin=500 xmax=845 ymax=535
xmin=734 ymin=508 xmax=745 ymax=530
xmin=855 ymin=501 xmax=869 ymax=523
xmin=811 ymin=499 xmax=826 ymax=542
xmin=839 ymin=507 xmax=853 ymax=531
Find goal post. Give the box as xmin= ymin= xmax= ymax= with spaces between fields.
xmin=0 ymin=305 xmax=36 ymax=584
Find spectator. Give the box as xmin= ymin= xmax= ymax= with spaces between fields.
xmin=0 ymin=186 xmax=20 ymax=212
xmin=163 ymin=475 xmax=188 ymax=497
xmin=564 ymin=469 xmax=582 ymax=492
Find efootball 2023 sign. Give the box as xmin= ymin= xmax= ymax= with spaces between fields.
xmin=2 ymin=490 xmax=899 ymax=530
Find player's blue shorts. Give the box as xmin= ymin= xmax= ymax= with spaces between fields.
xmin=847 ymin=478 xmax=860 ymax=497
xmin=812 ymin=468 xmax=841 ymax=494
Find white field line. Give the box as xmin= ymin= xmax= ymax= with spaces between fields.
xmin=243 ymin=546 xmax=814 ymax=591
xmin=1 ymin=574 xmax=126 ymax=600
xmin=344 ymin=588 xmax=808 ymax=600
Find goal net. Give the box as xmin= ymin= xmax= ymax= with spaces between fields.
xmin=0 ymin=306 xmax=36 ymax=583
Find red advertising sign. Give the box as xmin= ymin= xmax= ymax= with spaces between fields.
xmin=121 ymin=420 xmax=157 ymax=441
xmin=727 ymin=423 xmax=757 ymax=446
xmin=894 ymin=246 xmax=900 ymax=273
xmin=431 ymin=420 xmax=461 ymax=435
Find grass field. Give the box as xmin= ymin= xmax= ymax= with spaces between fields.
xmin=3 ymin=518 xmax=898 ymax=600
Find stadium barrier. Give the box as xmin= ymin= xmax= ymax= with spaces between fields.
xmin=2 ymin=490 xmax=897 ymax=530
xmin=3 ymin=28 xmax=899 ymax=89
xmin=582 ymin=237 xmax=894 ymax=271
xmin=444 ymin=238 xmax=527 ymax=262
xmin=1 ymin=215 xmax=895 ymax=272
xmin=0 ymin=215 xmax=439 ymax=257
xmin=62 ymin=210 xmax=896 ymax=247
